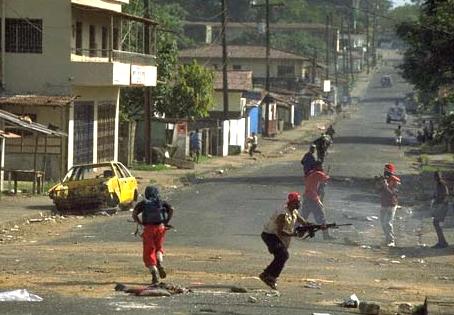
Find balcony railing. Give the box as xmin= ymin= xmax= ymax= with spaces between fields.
xmin=71 ymin=48 xmax=156 ymax=66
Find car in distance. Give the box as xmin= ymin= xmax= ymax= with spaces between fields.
xmin=386 ymin=106 xmax=407 ymax=124
xmin=48 ymin=161 xmax=138 ymax=213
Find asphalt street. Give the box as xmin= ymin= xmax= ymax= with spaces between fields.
xmin=2 ymin=58 xmax=446 ymax=315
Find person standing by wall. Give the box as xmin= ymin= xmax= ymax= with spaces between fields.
xmin=431 ymin=171 xmax=450 ymax=249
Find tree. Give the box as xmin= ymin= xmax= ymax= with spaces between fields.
xmin=167 ymin=61 xmax=215 ymax=118
xmin=396 ymin=0 xmax=454 ymax=103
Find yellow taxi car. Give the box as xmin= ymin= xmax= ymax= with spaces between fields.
xmin=48 ymin=161 xmax=138 ymax=213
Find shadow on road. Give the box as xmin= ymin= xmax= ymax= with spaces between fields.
xmin=389 ymin=246 xmax=454 ymax=258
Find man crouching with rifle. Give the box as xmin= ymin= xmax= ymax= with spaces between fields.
xmin=260 ymin=192 xmax=310 ymax=290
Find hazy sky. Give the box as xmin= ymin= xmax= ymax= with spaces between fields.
xmin=392 ymin=0 xmax=412 ymax=7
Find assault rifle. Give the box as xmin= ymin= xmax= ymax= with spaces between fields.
xmin=295 ymin=223 xmax=352 ymax=239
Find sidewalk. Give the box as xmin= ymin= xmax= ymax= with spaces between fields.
xmin=0 ymin=72 xmax=371 ymax=229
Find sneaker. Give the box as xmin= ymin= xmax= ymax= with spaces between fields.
xmin=157 ymin=265 xmax=167 ymax=279
xmin=259 ymin=273 xmax=277 ymax=290
xmin=387 ymin=241 xmax=395 ymax=247
xmin=431 ymin=242 xmax=448 ymax=249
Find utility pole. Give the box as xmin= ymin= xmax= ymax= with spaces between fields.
xmin=341 ymin=18 xmax=346 ymax=80
xmin=347 ymin=20 xmax=354 ymax=81
xmin=372 ymin=0 xmax=378 ymax=67
xmin=221 ymin=0 xmax=229 ymax=119
xmin=325 ymin=14 xmax=330 ymax=81
xmin=143 ymin=0 xmax=151 ymax=164
xmin=332 ymin=14 xmax=338 ymax=88
xmin=311 ymin=47 xmax=317 ymax=85
xmin=265 ymin=0 xmax=270 ymax=136
xmin=251 ymin=0 xmax=284 ymax=137
xmin=366 ymin=1 xmax=370 ymax=74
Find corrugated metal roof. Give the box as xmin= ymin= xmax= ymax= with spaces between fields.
xmin=180 ymin=45 xmax=308 ymax=61
xmin=0 ymin=109 xmax=67 ymax=137
xmin=0 ymin=95 xmax=75 ymax=107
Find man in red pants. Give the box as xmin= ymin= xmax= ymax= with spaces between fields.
xmin=132 ymin=186 xmax=174 ymax=285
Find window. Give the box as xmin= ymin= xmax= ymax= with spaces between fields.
xmin=89 ymin=25 xmax=96 ymax=57
xmin=5 ymin=19 xmax=42 ymax=53
xmin=101 ymin=27 xmax=108 ymax=57
xmin=75 ymin=22 xmax=82 ymax=55
xmin=277 ymin=65 xmax=295 ymax=78
xmin=232 ymin=65 xmax=242 ymax=70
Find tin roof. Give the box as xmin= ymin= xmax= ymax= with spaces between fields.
xmin=0 ymin=95 xmax=75 ymax=107
xmin=0 ymin=109 xmax=67 ymax=137
xmin=180 ymin=45 xmax=308 ymax=61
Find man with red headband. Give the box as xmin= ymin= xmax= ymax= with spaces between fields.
xmin=260 ymin=192 xmax=309 ymax=290
xmin=379 ymin=163 xmax=400 ymax=247
xmin=301 ymin=161 xmax=334 ymax=240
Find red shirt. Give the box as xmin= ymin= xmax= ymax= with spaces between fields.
xmin=304 ymin=170 xmax=329 ymax=203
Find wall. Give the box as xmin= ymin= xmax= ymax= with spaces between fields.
xmin=69 ymin=86 xmax=119 ymax=168
xmin=70 ymin=0 xmax=127 ymax=13
xmin=213 ymin=91 xmax=243 ymax=112
xmin=2 ymin=0 xmax=72 ymax=95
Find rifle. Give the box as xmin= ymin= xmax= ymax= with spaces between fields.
xmin=295 ymin=223 xmax=352 ymax=239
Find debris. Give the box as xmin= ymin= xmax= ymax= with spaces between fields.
xmin=230 ymin=286 xmax=248 ymax=293
xmin=76 ymin=225 xmax=83 ymax=228
xmin=265 ymin=290 xmax=280 ymax=297
xmin=28 ymin=219 xmax=44 ymax=223
xmin=359 ymin=301 xmax=380 ymax=315
xmin=360 ymin=245 xmax=371 ymax=249
xmin=109 ymin=301 xmax=158 ymax=310
xmin=343 ymin=237 xmax=360 ymax=246
xmin=248 ymin=296 xmax=257 ymax=303
xmin=208 ymin=256 xmax=222 ymax=261
xmin=0 ymin=289 xmax=43 ymax=302
xmin=304 ymin=281 xmax=321 ymax=289
xmin=400 ymin=255 xmax=406 ymax=259
xmin=390 ymin=260 xmax=401 ymax=264
xmin=313 ymin=313 xmax=331 ymax=315
xmin=343 ymin=294 xmax=360 ymax=308
xmin=218 ymin=169 xmax=224 ymax=174
xmin=397 ymin=303 xmax=413 ymax=314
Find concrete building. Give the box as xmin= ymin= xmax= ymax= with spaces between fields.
xmin=0 ymin=0 xmax=157 ymax=179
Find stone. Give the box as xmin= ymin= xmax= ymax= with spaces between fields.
xmin=397 ymin=303 xmax=413 ymax=314
xmin=359 ymin=301 xmax=380 ymax=315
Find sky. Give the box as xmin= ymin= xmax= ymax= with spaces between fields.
xmin=392 ymin=0 xmax=412 ymax=7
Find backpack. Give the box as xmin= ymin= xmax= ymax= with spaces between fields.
xmin=142 ymin=199 xmax=169 ymax=225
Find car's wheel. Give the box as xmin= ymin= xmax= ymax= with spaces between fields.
xmin=107 ymin=192 xmax=120 ymax=208
xmin=54 ymin=201 xmax=69 ymax=214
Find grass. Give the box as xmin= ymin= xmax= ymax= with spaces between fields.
xmin=421 ymin=164 xmax=453 ymax=174
xmin=131 ymin=162 xmax=171 ymax=172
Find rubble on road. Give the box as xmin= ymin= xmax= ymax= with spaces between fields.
xmin=342 ymin=293 xmax=360 ymax=308
xmin=359 ymin=301 xmax=380 ymax=315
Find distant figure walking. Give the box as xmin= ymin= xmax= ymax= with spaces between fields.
xmin=431 ymin=171 xmax=449 ymax=249
xmin=394 ymin=125 xmax=402 ymax=148
xmin=248 ymin=132 xmax=261 ymax=157
xmin=326 ymin=125 xmax=336 ymax=141
xmin=313 ymin=133 xmax=331 ymax=163
xmin=301 ymin=144 xmax=317 ymax=176
xmin=190 ymin=129 xmax=202 ymax=163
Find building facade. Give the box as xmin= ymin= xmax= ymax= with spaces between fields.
xmin=0 ymin=0 xmax=157 ymax=178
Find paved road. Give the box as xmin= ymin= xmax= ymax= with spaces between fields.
xmin=1 ymin=57 xmax=432 ymax=315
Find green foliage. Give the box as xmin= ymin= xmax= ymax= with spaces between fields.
xmin=167 ymin=61 xmax=215 ymax=118
xmin=131 ymin=162 xmax=171 ymax=171
xmin=396 ymin=0 xmax=454 ymax=99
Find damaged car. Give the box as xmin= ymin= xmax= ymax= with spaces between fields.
xmin=48 ymin=161 xmax=138 ymax=213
